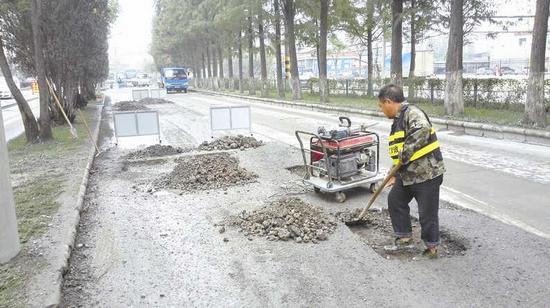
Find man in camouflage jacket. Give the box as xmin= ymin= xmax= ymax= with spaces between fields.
xmin=377 ymin=84 xmax=445 ymax=259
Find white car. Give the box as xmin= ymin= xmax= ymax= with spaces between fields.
xmin=0 ymin=77 xmax=14 ymax=99
xmin=0 ymin=90 xmax=11 ymax=99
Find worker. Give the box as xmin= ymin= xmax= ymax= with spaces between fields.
xmin=377 ymin=84 xmax=445 ymax=260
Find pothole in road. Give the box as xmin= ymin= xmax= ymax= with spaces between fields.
xmin=123 ymin=144 xmax=192 ymax=160
xmin=335 ymin=209 xmax=467 ymax=260
xmin=154 ymin=152 xmax=257 ymax=192
xmin=138 ymin=97 xmax=174 ymax=105
xmin=198 ymin=135 xmax=264 ymax=151
xmin=113 ymin=100 xmax=150 ymax=111
xmin=222 ymin=197 xmax=338 ymax=244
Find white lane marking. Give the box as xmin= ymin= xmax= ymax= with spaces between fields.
xmin=441 ymin=185 xmax=550 ymax=239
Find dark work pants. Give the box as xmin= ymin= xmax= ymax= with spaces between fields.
xmin=388 ymin=175 xmax=443 ymax=248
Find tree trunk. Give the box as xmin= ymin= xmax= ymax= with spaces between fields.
xmin=274 ymin=0 xmax=285 ymax=98
xmin=218 ymin=46 xmax=224 ymax=89
xmin=238 ymin=30 xmax=244 ymax=93
xmin=444 ymin=0 xmax=464 ymax=115
xmin=319 ymin=0 xmax=329 ymax=103
xmin=212 ymin=43 xmax=218 ymax=90
xmin=283 ymin=0 xmax=302 ymax=100
xmin=0 ymin=35 xmax=39 ymax=143
xmin=408 ymin=0 xmax=416 ymax=99
xmin=258 ymin=8 xmax=268 ymax=97
xmin=31 ymin=0 xmax=52 ymax=140
xmin=228 ymin=46 xmax=234 ymax=90
xmin=366 ymin=0 xmax=374 ymax=97
xmin=525 ymin=0 xmax=549 ymax=127
xmin=391 ymin=0 xmax=403 ymax=85
xmin=201 ymin=52 xmax=207 ymax=88
xmin=206 ymin=45 xmax=212 ymax=88
xmin=367 ymin=29 xmax=374 ymax=97
xmin=248 ymin=14 xmax=256 ymax=95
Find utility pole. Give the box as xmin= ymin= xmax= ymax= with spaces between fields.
xmin=0 ymin=107 xmax=20 ymax=263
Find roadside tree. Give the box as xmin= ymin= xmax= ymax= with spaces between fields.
xmin=524 ymin=0 xmax=549 ymax=127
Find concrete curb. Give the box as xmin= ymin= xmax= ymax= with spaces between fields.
xmin=195 ymin=89 xmax=550 ymax=145
xmin=46 ymin=99 xmax=105 ymax=308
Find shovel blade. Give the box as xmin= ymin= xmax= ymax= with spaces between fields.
xmin=344 ymin=219 xmax=368 ymax=227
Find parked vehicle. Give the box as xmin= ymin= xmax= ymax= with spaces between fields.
xmin=0 ymin=77 xmax=16 ymax=99
xmin=500 ymin=66 xmax=516 ymax=75
xmin=160 ymin=67 xmax=188 ymax=93
xmin=476 ymin=67 xmax=494 ymax=75
xmin=135 ymin=73 xmax=151 ymax=87
xmin=19 ymin=77 xmax=36 ymax=88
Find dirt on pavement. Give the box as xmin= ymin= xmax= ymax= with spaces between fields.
xmin=154 ymin=152 xmax=257 ymax=192
xmin=124 ymin=144 xmax=191 ymax=160
xmin=138 ymin=97 xmax=174 ymax=105
xmin=335 ymin=208 xmax=467 ymax=260
xmin=198 ymin=135 xmax=264 ymax=151
xmin=113 ymin=100 xmax=150 ymax=111
xmin=224 ymin=197 xmax=338 ymax=243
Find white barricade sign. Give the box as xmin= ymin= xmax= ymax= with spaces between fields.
xmin=132 ymin=89 xmax=150 ymax=100
xmin=113 ymin=111 xmax=161 ymax=143
xmin=150 ymin=88 xmax=167 ymax=99
xmin=210 ymin=105 xmax=251 ymax=135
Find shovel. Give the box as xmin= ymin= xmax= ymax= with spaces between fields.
xmin=345 ymin=161 xmax=402 ymax=226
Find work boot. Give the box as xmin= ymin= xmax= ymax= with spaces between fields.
xmin=413 ymin=248 xmax=438 ymax=261
xmin=383 ymin=237 xmax=415 ymax=252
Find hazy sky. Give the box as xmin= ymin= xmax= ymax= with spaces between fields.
xmin=108 ymin=0 xmax=155 ymax=72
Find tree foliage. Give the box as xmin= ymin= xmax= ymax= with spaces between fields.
xmin=0 ymin=0 xmax=116 ymax=140
xmin=151 ymin=0 xmax=546 ymax=127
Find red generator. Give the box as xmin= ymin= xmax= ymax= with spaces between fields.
xmin=295 ymin=117 xmax=385 ymax=203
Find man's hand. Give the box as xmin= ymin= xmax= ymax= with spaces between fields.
xmin=385 ymin=176 xmax=396 ymax=188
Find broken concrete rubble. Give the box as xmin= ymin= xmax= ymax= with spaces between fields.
xmin=155 ymin=152 xmax=257 ymax=192
xmin=199 ymin=135 xmax=263 ymax=151
xmin=226 ymin=197 xmax=337 ymax=243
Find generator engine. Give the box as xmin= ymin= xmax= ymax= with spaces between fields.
xmin=295 ymin=116 xmax=384 ymax=203
xmin=314 ymin=149 xmax=376 ymax=179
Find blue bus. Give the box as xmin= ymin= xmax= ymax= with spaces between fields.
xmin=160 ymin=67 xmax=188 ymax=93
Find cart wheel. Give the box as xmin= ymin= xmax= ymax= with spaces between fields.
xmin=335 ymin=192 xmax=346 ymax=203
xmin=314 ymin=187 xmax=321 ymax=193
xmin=369 ymin=182 xmax=378 ymax=193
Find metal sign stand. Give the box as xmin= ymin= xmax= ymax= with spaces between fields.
xmin=209 ymin=105 xmax=252 ymax=138
xmin=113 ymin=110 xmax=161 ymax=146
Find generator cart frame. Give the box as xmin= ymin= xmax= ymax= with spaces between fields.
xmin=295 ymin=125 xmax=385 ymax=203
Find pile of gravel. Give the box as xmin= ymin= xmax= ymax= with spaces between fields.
xmin=333 ymin=208 xmax=364 ymax=223
xmin=138 ymin=98 xmax=173 ymax=105
xmin=124 ymin=144 xmax=190 ymax=160
xmin=114 ymin=100 xmax=149 ymax=111
xmin=155 ymin=152 xmax=257 ymax=191
xmin=199 ymin=135 xmax=263 ymax=151
xmin=227 ymin=197 xmax=338 ymax=243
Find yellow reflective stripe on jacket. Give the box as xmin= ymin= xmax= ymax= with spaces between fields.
xmin=389 ymin=130 xmax=405 ymax=142
xmin=389 ymin=128 xmax=435 ymax=143
xmin=409 ymin=140 xmax=440 ymax=162
xmin=388 ymin=128 xmax=439 ymax=165
xmin=389 ymin=143 xmax=403 ymax=156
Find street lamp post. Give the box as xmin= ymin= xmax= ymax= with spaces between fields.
xmin=0 ymin=107 xmax=20 ymax=263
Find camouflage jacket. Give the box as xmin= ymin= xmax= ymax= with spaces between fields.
xmin=391 ymin=102 xmax=445 ymax=186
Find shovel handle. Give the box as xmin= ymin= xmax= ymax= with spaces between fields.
xmin=357 ymin=162 xmax=402 ymax=220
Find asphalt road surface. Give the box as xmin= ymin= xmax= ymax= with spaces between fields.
xmin=60 ymin=88 xmax=550 ymax=307
xmin=110 ymin=88 xmax=550 ymax=239
xmin=1 ymin=89 xmax=39 ymax=141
